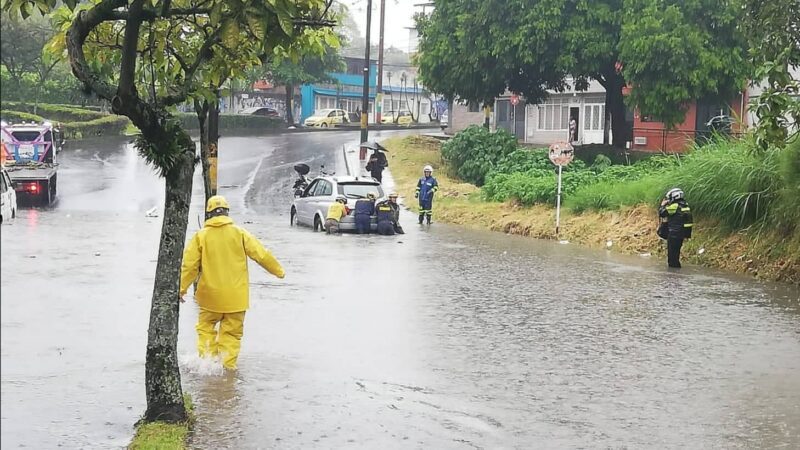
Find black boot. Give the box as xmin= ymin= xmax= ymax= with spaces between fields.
xmin=418 ymin=214 xmax=424 ymax=224
xmin=426 ymin=215 xmax=432 ymax=225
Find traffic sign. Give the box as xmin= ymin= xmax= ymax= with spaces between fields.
xmin=548 ymin=141 xmax=574 ymax=166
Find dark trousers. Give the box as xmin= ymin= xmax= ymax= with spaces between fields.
xmin=355 ymin=214 xmax=371 ymax=234
xmin=376 ymin=221 xmax=395 ymax=235
xmin=418 ymin=198 xmax=433 ymax=223
xmin=371 ymin=171 xmax=383 ymax=183
xmin=667 ymin=237 xmax=684 ymax=268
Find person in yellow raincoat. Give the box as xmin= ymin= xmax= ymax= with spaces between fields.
xmin=180 ymin=195 xmax=285 ymax=370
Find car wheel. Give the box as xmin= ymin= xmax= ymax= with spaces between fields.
xmin=290 ymin=207 xmax=297 ymax=226
xmin=321 ymin=123 xmax=328 ymax=128
xmin=314 ymin=215 xmax=323 ymax=232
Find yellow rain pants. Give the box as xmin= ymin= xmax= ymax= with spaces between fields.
xmin=196 ymin=309 xmax=246 ymax=370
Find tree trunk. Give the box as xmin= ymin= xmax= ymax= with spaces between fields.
xmin=600 ymin=71 xmax=629 ymax=148
xmin=285 ymin=83 xmax=294 ymax=126
xmin=194 ymin=99 xmax=212 ymax=203
xmin=144 ymin=141 xmax=194 ymax=423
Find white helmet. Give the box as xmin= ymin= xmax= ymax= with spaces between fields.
xmin=665 ymin=188 xmax=684 ymax=201
xmin=423 ymin=165 xmax=433 ymax=173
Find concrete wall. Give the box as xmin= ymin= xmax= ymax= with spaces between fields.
xmin=448 ymin=102 xmax=485 ymax=133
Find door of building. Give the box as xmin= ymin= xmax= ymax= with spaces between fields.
xmin=495 ymin=99 xmax=513 ymax=134
xmin=514 ymin=103 xmax=526 ymax=140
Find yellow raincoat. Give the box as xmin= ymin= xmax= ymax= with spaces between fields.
xmin=180 ymin=215 xmax=284 ymax=369
xmin=180 ymin=215 xmax=285 ymax=312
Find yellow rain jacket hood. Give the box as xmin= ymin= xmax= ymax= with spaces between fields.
xmin=180 ymin=216 xmax=285 ymax=313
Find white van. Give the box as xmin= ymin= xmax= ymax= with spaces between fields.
xmin=1 ymin=167 xmax=18 ymax=223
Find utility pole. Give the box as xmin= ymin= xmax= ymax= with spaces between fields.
xmin=360 ymin=0 xmax=373 ymax=144
xmin=376 ymin=0 xmax=386 ymax=124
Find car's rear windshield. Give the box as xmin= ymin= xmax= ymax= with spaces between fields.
xmin=338 ymin=182 xmax=384 ymax=199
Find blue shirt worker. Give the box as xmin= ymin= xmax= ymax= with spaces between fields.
xmin=180 ymin=195 xmax=285 ymax=370
xmin=658 ymin=188 xmax=693 ymax=268
xmin=353 ymin=192 xmax=377 ymax=234
xmin=415 ymin=165 xmax=439 ymax=225
xmin=375 ymin=192 xmax=404 ymax=235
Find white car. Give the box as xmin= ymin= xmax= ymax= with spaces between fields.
xmin=1 ymin=167 xmax=18 ymax=223
xmin=290 ymin=175 xmax=385 ymax=232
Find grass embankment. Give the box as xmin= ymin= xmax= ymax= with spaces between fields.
xmin=383 ymin=135 xmax=800 ymax=284
xmin=128 ymin=394 xmax=195 ymax=450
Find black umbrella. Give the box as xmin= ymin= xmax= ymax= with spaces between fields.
xmin=359 ymin=141 xmax=388 ymax=152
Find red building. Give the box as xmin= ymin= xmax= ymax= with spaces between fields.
xmin=630 ymin=89 xmax=748 ymax=153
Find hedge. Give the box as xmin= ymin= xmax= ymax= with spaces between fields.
xmin=60 ymin=115 xmax=130 ymax=139
xmin=175 ymin=112 xmax=285 ymax=130
xmin=1 ymin=110 xmax=45 ymax=123
xmin=0 ymin=101 xmax=106 ymax=122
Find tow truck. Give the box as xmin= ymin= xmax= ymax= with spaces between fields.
xmin=0 ymin=120 xmax=63 ymax=205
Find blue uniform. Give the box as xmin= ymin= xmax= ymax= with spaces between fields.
xmin=375 ymin=201 xmax=396 ymax=235
xmin=353 ymin=199 xmax=375 ymax=234
xmin=415 ymin=175 xmax=439 ymax=224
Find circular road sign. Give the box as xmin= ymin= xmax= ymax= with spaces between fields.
xmin=548 ymin=141 xmax=575 ymax=166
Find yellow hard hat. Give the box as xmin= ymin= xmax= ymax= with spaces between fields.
xmin=206 ymin=195 xmax=230 ymax=212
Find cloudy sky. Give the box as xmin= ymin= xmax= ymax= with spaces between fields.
xmin=338 ymin=0 xmax=425 ymax=51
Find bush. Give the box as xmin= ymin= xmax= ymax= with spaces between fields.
xmin=491 ymin=148 xmax=552 ymax=174
xmin=61 ymin=115 xmax=131 ymax=139
xmin=174 ymin=112 xmax=285 ymax=130
xmin=483 ymin=168 xmax=597 ymax=205
xmin=441 ymin=125 xmax=518 ymax=185
xmin=670 ymin=138 xmax=783 ymax=229
xmin=0 ymin=101 xmax=106 ymax=122
xmin=0 ymin=110 xmax=45 ymax=123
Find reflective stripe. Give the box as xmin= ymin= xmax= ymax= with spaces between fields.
xmin=665 ymin=203 xmax=679 ymax=214
xmin=684 ymin=223 xmax=693 ymax=227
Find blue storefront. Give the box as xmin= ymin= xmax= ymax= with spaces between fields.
xmin=300 ymin=58 xmax=377 ymax=122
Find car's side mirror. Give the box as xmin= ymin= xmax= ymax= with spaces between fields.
xmin=294 ymin=188 xmax=304 ymax=197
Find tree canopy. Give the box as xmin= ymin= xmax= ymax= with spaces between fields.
xmin=416 ymin=0 xmax=751 ymax=145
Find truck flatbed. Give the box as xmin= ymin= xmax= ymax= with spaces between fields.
xmin=5 ymin=164 xmax=57 ymax=181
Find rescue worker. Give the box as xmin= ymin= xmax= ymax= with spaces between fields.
xmin=365 ymin=149 xmax=388 ymax=183
xmin=353 ymin=192 xmax=377 ymax=234
xmin=415 ymin=165 xmax=439 ymax=224
xmin=658 ymin=187 xmax=693 ymax=268
xmin=375 ymin=192 xmax=404 ymax=235
xmin=325 ymin=195 xmax=348 ymax=234
xmin=180 ymin=195 xmax=285 ymax=370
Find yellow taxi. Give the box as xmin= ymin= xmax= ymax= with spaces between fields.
xmin=381 ymin=111 xmax=413 ymax=126
xmin=303 ymin=109 xmax=348 ymax=127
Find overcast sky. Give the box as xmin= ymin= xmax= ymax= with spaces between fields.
xmin=338 ymin=0 xmax=423 ymax=52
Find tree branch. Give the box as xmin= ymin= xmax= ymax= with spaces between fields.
xmin=117 ymin=0 xmax=146 ymax=100
xmin=66 ymin=0 xmax=127 ymax=101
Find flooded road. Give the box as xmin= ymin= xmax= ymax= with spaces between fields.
xmin=1 ymin=130 xmax=799 ymax=449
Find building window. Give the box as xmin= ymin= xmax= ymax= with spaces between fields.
xmin=584 ymin=104 xmax=605 ymax=131
xmin=537 ymin=98 xmax=570 ymax=131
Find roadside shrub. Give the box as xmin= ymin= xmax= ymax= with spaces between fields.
xmin=567 ymin=174 xmax=670 ymax=213
xmin=483 ymin=169 xmax=596 ymax=205
xmin=491 ymin=148 xmax=552 ymax=174
xmin=769 ymin=138 xmax=800 ymax=232
xmin=441 ymin=125 xmax=518 ymax=185
xmin=174 ymin=113 xmax=285 ymax=130
xmin=61 ymin=115 xmax=130 ymax=139
xmin=0 ymin=101 xmax=105 ymax=122
xmin=670 ymin=138 xmax=782 ymax=229
xmin=0 ymin=110 xmax=45 ymax=123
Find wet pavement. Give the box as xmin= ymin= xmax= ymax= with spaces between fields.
xmin=1 ymin=130 xmax=799 ymax=449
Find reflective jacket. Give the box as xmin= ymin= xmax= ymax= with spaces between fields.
xmin=353 ymin=198 xmax=375 ymax=216
xmin=658 ymin=199 xmax=693 ymax=239
xmin=180 ymin=216 xmax=285 ymax=313
xmin=416 ymin=176 xmax=439 ymax=201
xmin=375 ymin=201 xmax=396 ymax=223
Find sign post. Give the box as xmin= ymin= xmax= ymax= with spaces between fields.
xmin=548 ymin=141 xmax=574 ymax=235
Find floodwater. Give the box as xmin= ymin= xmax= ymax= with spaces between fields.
xmin=1 ymin=130 xmax=798 ymax=449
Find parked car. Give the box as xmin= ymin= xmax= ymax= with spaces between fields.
xmin=239 ymin=106 xmax=280 ymax=117
xmin=1 ymin=167 xmax=18 ymax=224
xmin=303 ymin=109 xmax=348 ymax=127
xmin=381 ymin=111 xmax=413 ymax=126
xmin=290 ymin=175 xmax=385 ymax=232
